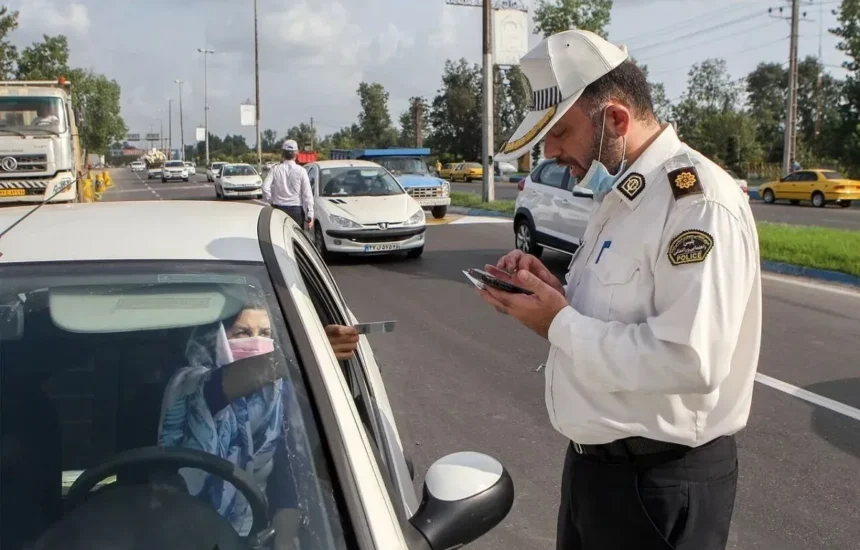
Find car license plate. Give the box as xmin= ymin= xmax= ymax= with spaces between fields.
xmin=0 ymin=189 xmax=26 ymax=197
xmin=364 ymin=243 xmax=401 ymax=252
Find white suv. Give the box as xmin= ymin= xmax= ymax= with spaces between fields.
xmin=513 ymin=159 xmax=593 ymax=257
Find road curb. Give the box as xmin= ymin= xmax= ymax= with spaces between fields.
xmin=449 ymin=205 xmax=860 ymax=288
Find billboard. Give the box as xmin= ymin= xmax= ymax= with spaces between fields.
xmin=196 ymin=127 xmax=206 ymax=142
xmin=145 ymin=133 xmax=160 ymax=141
xmin=126 ymin=133 xmax=140 ymax=141
xmin=493 ymin=9 xmax=529 ymax=66
xmin=240 ymin=104 xmax=256 ymax=127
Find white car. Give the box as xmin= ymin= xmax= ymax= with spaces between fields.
xmin=0 ymin=201 xmax=514 ymax=550
xmin=146 ymin=166 xmax=162 ymax=179
xmin=305 ymin=160 xmax=426 ymax=259
xmin=214 ymin=163 xmax=263 ymax=200
xmin=207 ymin=162 xmax=228 ymax=182
xmin=130 ymin=161 xmax=145 ymax=173
xmin=514 ymin=159 xmax=593 ymax=257
xmin=184 ymin=162 xmax=197 ymax=176
xmin=162 ymin=160 xmax=189 ymax=183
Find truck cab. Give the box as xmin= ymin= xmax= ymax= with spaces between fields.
xmin=329 ymin=148 xmax=451 ymax=218
xmin=0 ymin=79 xmax=81 ymax=204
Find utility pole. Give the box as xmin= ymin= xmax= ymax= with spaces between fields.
xmin=198 ymin=48 xmax=215 ymax=166
xmin=415 ymin=100 xmax=423 ymax=148
xmin=254 ymin=0 xmax=262 ymax=173
xmin=784 ymin=0 xmax=799 ymax=175
xmin=481 ymin=0 xmax=494 ymax=201
xmin=168 ymin=98 xmax=173 ymax=160
xmin=175 ymin=80 xmax=186 ymax=161
xmin=310 ymin=116 xmax=315 ymax=150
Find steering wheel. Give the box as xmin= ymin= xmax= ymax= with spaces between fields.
xmin=65 ymin=447 xmax=272 ymax=545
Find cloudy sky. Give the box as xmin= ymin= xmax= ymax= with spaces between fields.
xmin=7 ymin=0 xmax=847 ymax=149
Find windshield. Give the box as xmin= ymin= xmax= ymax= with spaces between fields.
xmin=222 ymin=165 xmax=258 ymax=177
xmin=822 ymin=171 xmax=845 ymax=180
xmin=164 ymin=161 xmax=184 ymax=168
xmin=320 ymin=166 xmax=405 ymax=197
xmin=0 ymin=261 xmax=350 ymax=550
xmin=0 ymin=96 xmax=68 ymax=135
xmin=375 ymin=157 xmax=429 ymax=176
xmin=212 ymin=163 xmax=226 ymax=169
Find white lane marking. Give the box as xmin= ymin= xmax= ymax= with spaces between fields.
xmin=762 ymin=273 xmax=860 ymax=298
xmin=129 ymin=172 xmax=161 ymax=200
xmin=448 ymin=216 xmax=513 ymax=225
xmin=756 ymin=373 xmax=860 ymax=422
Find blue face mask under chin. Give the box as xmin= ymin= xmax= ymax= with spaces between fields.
xmin=575 ymin=109 xmax=628 ymax=201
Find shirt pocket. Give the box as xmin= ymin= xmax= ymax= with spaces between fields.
xmin=581 ymin=248 xmax=642 ymax=322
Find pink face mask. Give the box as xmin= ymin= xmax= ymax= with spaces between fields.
xmin=229 ymin=336 xmax=275 ymax=362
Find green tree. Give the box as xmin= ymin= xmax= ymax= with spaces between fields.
xmin=284 ymin=123 xmax=317 ymax=150
xmin=15 ymin=34 xmax=69 ymax=80
xmin=533 ymin=0 xmax=613 ymax=38
xmin=428 ymin=58 xmax=482 ymax=161
xmin=745 ymin=62 xmax=786 ymax=163
xmin=0 ymin=6 xmax=18 ymax=79
xmin=672 ymin=58 xmax=740 ymax=143
xmin=398 ymin=96 xmax=430 ymax=148
xmin=356 ymin=82 xmax=397 ymax=147
xmin=318 ymin=124 xmax=361 ymax=157
xmin=797 ymin=56 xmax=843 ymax=162
xmin=69 ymin=68 xmax=127 ymax=155
xmin=261 ymin=129 xmax=278 ymax=152
xmin=829 ymin=0 xmax=860 ymax=173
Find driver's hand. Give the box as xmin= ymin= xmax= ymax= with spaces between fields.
xmin=325 ymin=324 xmax=359 ymax=360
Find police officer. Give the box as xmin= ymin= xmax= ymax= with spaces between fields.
xmin=262 ymin=139 xmax=314 ymax=230
xmin=481 ymin=30 xmax=762 ymax=550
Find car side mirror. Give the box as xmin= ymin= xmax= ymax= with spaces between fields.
xmin=408 ymin=452 xmax=514 ymax=549
xmin=573 ymin=187 xmax=593 ymax=199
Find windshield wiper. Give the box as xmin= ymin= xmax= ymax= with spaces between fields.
xmin=0 ymin=128 xmax=28 ymax=137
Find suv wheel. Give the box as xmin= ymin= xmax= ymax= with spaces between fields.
xmin=515 ymin=217 xmax=542 ymax=258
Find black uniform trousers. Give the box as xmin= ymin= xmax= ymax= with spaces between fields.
xmin=557 ymin=434 xmax=738 ymax=550
xmin=274 ymin=205 xmax=305 ymax=228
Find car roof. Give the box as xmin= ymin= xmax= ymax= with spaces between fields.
xmin=0 ymin=201 xmax=274 ymax=264
xmin=313 ymin=159 xmax=382 ymax=169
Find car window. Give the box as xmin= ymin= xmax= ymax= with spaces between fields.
xmin=319 ymin=167 xmax=404 ymax=197
xmin=307 ymin=166 xmax=319 ymax=192
xmin=802 ymin=171 xmax=819 ymax=181
xmin=223 ymin=165 xmax=257 ymax=177
xmin=165 ymin=161 xmax=184 ymax=168
xmin=536 ymin=162 xmax=568 ymax=189
xmin=782 ymin=172 xmax=800 ymax=182
xmin=0 ymin=261 xmax=351 ymax=549
xmin=822 ymin=171 xmax=844 ymax=180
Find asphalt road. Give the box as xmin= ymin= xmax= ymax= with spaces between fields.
xmin=105 ymin=168 xmax=860 ymax=550
xmin=452 ymin=181 xmax=860 ymax=231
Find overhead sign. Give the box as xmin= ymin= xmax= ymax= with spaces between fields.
xmin=493 ymin=9 xmax=529 ymax=66
xmin=126 ymin=133 xmax=140 ymax=141
xmin=145 ymin=133 xmax=160 ymax=141
xmin=240 ymin=104 xmax=256 ymax=127
xmin=196 ymin=127 xmax=206 ymax=142
xmin=444 ymin=0 xmax=528 ymax=11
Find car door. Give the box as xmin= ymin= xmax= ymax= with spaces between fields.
xmin=774 ymin=171 xmax=801 ymax=199
xmin=560 ymin=174 xmax=594 ymax=247
xmin=288 ymin=227 xmax=419 ymax=519
xmin=530 ymin=161 xmax=576 ymax=244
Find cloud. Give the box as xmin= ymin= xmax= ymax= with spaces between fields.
xmin=16 ymin=0 xmax=90 ymax=36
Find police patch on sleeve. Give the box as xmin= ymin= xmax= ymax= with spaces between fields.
xmin=667 ymin=166 xmax=703 ymax=200
xmin=617 ymin=172 xmax=646 ymax=201
xmin=667 ymin=230 xmax=714 ymax=266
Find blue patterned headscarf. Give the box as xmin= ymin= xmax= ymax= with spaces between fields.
xmin=158 ymin=321 xmax=285 ymax=536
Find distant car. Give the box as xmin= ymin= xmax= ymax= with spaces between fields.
xmin=130 ymin=161 xmax=145 ymax=173
xmin=439 ymin=163 xmax=457 ymax=180
xmin=184 ymin=162 xmax=197 ymax=176
xmin=207 ymin=162 xmax=228 ymax=182
xmin=214 ymin=163 xmax=263 ymax=200
xmin=725 ymin=169 xmax=749 ymax=200
xmin=0 ymin=201 xmax=515 ymax=550
xmin=495 ymin=161 xmax=517 ymax=175
xmin=513 ymin=159 xmax=593 ymax=257
xmin=759 ymin=169 xmax=859 ymax=208
xmin=147 ymin=166 xmax=162 ymax=180
xmin=305 ymin=159 xmax=427 ymax=260
xmin=162 ymin=160 xmax=189 ymax=183
xmin=451 ymin=162 xmax=483 ymax=182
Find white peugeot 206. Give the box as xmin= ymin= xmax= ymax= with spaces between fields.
xmin=304 ymin=160 xmax=427 ymax=260
xmin=0 ymin=201 xmax=513 ymax=550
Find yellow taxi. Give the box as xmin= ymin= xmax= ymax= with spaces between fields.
xmin=439 ymin=163 xmax=458 ymax=180
xmin=759 ymin=169 xmax=860 ymax=208
xmin=451 ymin=162 xmax=483 ymax=182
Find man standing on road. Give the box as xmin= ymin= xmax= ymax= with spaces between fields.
xmin=262 ymin=139 xmax=314 ymax=231
xmin=479 ymin=30 xmax=762 ymax=550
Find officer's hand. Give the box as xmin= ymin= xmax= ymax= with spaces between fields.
xmin=492 ymin=251 xmax=564 ymax=295
xmin=306 ymin=217 xmax=314 ymax=230
xmin=477 ymin=270 xmax=568 ymax=339
xmin=325 ymin=324 xmax=360 ymax=360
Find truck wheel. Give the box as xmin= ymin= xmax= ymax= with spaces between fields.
xmin=432 ymin=205 xmax=447 ymax=219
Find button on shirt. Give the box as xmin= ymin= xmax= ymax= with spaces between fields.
xmin=262 ymin=160 xmax=314 ymax=219
xmin=545 ymin=125 xmax=762 ymax=447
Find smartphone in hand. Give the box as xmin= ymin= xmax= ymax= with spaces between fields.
xmin=463 ymin=268 xmax=534 ymax=295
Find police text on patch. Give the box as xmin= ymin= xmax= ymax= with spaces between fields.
xmin=667 ymin=230 xmax=714 ymax=266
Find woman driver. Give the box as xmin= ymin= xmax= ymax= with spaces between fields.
xmin=159 ymin=301 xmax=359 ymax=546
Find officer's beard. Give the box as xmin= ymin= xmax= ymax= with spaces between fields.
xmin=588 ymin=128 xmax=625 ymax=175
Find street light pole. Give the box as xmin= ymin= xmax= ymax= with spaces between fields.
xmin=175 ymin=80 xmax=186 ymax=161
xmin=168 ymin=98 xmax=173 ymax=159
xmin=198 ymin=48 xmax=215 ymax=166
xmin=254 ymin=0 xmax=262 ymax=173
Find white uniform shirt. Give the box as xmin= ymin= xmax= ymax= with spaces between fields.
xmin=545 ymin=125 xmax=762 ymax=447
xmin=262 ymin=160 xmax=314 ymax=219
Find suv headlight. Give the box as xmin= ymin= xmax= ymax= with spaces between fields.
xmin=404 ymin=209 xmax=425 ymax=226
xmin=329 ymin=214 xmax=362 ymax=229
xmin=441 ymin=181 xmax=450 ymax=197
